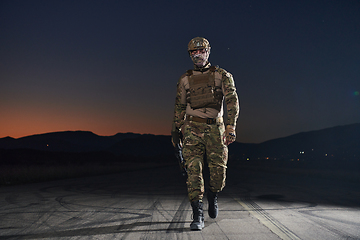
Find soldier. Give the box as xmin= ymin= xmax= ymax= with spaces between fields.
xmin=171 ymin=37 xmax=240 ymax=230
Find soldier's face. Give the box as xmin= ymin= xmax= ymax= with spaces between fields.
xmin=190 ymin=48 xmax=210 ymax=67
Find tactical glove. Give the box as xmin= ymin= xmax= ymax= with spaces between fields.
xmin=225 ymin=125 xmax=236 ymax=145
xmin=171 ymin=124 xmax=183 ymax=147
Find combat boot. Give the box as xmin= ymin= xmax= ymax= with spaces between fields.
xmin=207 ymin=190 xmax=218 ymax=218
xmin=190 ymin=200 xmax=204 ymax=230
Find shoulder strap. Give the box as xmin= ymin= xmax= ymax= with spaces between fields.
xmin=209 ymin=66 xmax=217 ymax=72
xmin=186 ymin=69 xmax=193 ymax=76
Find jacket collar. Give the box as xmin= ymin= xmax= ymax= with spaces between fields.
xmin=193 ymin=62 xmax=212 ymax=72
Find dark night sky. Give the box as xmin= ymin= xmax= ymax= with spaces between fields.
xmin=1 ymin=0 xmax=359 ymax=143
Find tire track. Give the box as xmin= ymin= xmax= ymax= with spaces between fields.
xmin=234 ymin=197 xmax=301 ymax=240
xmin=166 ymin=196 xmax=188 ymax=233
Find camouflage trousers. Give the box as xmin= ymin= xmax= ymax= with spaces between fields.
xmin=182 ymin=120 xmax=228 ymax=202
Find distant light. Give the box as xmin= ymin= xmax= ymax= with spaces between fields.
xmin=247 ymin=158 xmax=250 ymax=161
xmin=325 ymin=153 xmax=328 ymax=156
xmin=354 ymin=91 xmax=359 ymax=96
xmin=300 ymin=151 xmax=305 ymax=154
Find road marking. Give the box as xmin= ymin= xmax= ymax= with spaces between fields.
xmin=234 ymin=197 xmax=301 ymax=240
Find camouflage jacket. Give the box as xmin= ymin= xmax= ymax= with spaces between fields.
xmin=172 ymin=63 xmax=239 ymax=131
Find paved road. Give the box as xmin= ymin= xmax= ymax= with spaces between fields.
xmin=1 ymin=163 xmax=359 ymax=239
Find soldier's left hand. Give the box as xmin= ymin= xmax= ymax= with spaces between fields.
xmin=225 ymin=125 xmax=236 ymax=145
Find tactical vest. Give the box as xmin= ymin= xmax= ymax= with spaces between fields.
xmin=185 ymin=66 xmax=223 ymax=111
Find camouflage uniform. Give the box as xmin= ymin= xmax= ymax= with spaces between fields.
xmin=173 ymin=62 xmax=239 ymax=202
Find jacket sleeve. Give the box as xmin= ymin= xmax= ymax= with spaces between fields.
xmin=221 ymin=69 xmax=240 ymax=127
xmin=172 ymin=75 xmax=187 ymax=130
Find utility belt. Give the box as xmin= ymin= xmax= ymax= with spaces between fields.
xmin=186 ymin=115 xmax=223 ymax=125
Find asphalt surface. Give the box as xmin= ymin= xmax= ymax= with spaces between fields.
xmin=1 ymin=163 xmax=360 ymax=240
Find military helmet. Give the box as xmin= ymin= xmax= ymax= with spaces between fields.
xmin=188 ymin=37 xmax=211 ymax=53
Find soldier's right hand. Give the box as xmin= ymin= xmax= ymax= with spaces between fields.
xmin=171 ymin=128 xmax=183 ymax=147
xmin=171 ymin=135 xmax=183 ymax=148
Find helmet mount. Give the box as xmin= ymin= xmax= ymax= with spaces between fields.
xmin=188 ymin=37 xmax=211 ymax=54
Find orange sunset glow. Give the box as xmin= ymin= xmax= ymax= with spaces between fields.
xmin=1 ymin=1 xmax=359 ymax=143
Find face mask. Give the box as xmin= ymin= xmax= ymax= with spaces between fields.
xmin=190 ymin=50 xmax=210 ymax=67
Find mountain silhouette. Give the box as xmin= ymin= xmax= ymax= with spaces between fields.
xmin=228 ymin=123 xmax=360 ymax=170
xmin=0 ymin=131 xmax=141 ymax=152
xmin=1 ymin=123 xmax=359 ymax=170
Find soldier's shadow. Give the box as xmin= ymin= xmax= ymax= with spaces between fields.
xmin=1 ymin=221 xmax=192 ymax=239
